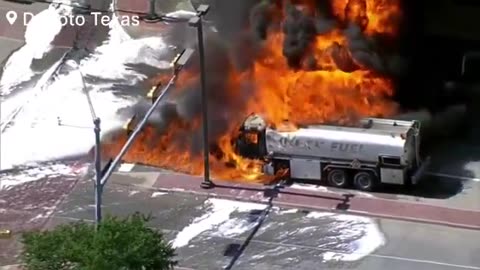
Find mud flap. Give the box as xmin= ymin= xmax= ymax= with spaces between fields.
xmin=263 ymin=162 xmax=275 ymax=175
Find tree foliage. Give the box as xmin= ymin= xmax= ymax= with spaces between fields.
xmin=21 ymin=213 xmax=177 ymax=270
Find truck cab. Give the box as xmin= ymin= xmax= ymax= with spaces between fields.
xmin=235 ymin=114 xmax=268 ymax=159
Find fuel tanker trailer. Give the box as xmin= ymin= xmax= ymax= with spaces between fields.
xmin=235 ymin=114 xmax=431 ymax=191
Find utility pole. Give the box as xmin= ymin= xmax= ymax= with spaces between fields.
xmin=189 ymin=5 xmax=214 ymax=189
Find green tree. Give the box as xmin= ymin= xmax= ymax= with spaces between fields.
xmin=21 ymin=213 xmax=177 ymax=270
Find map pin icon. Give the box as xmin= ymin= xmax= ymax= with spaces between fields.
xmin=6 ymin=11 xmax=17 ymax=25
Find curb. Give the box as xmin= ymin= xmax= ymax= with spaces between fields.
xmin=0 ymin=265 xmax=21 ymax=270
xmin=114 ymin=180 xmax=480 ymax=231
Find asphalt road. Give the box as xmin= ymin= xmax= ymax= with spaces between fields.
xmin=47 ymin=179 xmax=480 ymax=270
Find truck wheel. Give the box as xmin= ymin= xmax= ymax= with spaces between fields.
xmin=327 ymin=169 xmax=348 ymax=188
xmin=353 ymin=171 xmax=377 ymax=192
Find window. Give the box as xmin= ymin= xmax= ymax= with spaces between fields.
xmin=245 ymin=132 xmax=258 ymax=144
xmin=381 ymin=156 xmax=401 ymax=166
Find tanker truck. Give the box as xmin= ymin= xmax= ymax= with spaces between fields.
xmin=235 ymin=114 xmax=431 ymax=191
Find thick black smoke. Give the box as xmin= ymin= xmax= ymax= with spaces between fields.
xmin=249 ymin=0 xmax=405 ymax=76
xmin=113 ymin=0 xmax=265 ymax=155
xmin=120 ymin=32 xmax=253 ymax=155
xmin=282 ymin=3 xmax=318 ymax=68
xmin=244 ymin=0 xmax=473 ymax=147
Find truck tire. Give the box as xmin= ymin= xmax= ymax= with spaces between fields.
xmin=353 ymin=171 xmax=377 ymax=191
xmin=327 ymin=169 xmax=349 ymax=188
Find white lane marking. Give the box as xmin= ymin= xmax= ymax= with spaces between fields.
xmin=426 ymin=172 xmax=480 ymax=182
xmin=55 ymin=215 xmax=480 ymax=269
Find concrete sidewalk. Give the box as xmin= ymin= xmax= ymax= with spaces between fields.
xmin=110 ymin=170 xmax=480 ymax=230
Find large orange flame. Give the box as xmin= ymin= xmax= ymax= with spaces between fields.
xmin=332 ymin=0 xmax=401 ymax=35
xmin=104 ymin=0 xmax=401 ymax=183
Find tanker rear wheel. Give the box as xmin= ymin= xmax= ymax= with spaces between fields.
xmin=327 ymin=169 xmax=349 ymax=188
xmin=353 ymin=171 xmax=377 ymax=192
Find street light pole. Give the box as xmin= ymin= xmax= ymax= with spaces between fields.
xmin=189 ymin=5 xmax=214 ymax=189
xmin=93 ymin=117 xmax=103 ymax=226
xmin=67 ymin=60 xmax=104 ymax=225
xmin=144 ymin=0 xmax=161 ymax=22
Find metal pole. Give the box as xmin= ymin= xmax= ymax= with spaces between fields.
xmin=69 ymin=61 xmax=103 ymax=226
xmin=100 ymin=75 xmax=177 ymax=187
xmin=144 ymin=0 xmax=160 ymax=22
xmin=94 ymin=117 xmax=102 ymax=226
xmin=148 ymin=0 xmax=155 ymax=16
xmin=196 ymin=15 xmax=213 ymax=189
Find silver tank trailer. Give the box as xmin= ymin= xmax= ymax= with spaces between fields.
xmin=264 ymin=118 xmax=420 ymax=166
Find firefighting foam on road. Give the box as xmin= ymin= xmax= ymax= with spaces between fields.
xmin=104 ymin=0 xmax=406 ymax=182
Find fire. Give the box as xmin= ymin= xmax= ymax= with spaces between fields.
xmin=104 ymin=0 xmax=401 ymax=183
xmin=332 ymin=0 xmax=401 ymax=35
xmin=247 ymin=29 xmax=396 ymax=126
